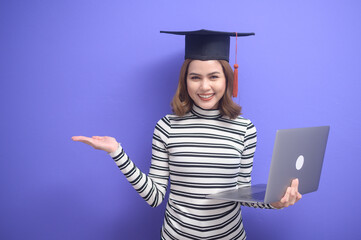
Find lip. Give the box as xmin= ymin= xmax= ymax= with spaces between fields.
xmin=198 ymin=93 xmax=215 ymax=101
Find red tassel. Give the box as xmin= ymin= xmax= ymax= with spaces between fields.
xmin=233 ymin=32 xmax=238 ymax=98
xmin=233 ymin=64 xmax=238 ymax=97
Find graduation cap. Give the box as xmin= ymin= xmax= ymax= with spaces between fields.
xmin=160 ymin=29 xmax=255 ymax=97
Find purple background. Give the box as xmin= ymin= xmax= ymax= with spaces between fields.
xmin=1 ymin=1 xmax=361 ymax=239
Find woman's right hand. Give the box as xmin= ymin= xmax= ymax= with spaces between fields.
xmin=72 ymin=136 xmax=119 ymax=153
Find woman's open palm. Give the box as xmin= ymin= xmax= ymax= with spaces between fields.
xmin=72 ymin=136 xmax=119 ymax=153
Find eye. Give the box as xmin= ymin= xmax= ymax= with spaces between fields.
xmin=210 ymin=75 xmax=219 ymax=80
xmin=190 ymin=76 xmax=200 ymax=80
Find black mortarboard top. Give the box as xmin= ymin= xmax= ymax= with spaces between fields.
xmin=160 ymin=29 xmax=255 ymax=97
xmin=160 ymin=29 xmax=255 ymax=61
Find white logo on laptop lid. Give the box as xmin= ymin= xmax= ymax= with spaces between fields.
xmin=296 ymin=155 xmax=304 ymax=170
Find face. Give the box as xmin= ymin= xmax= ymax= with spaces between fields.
xmin=186 ymin=60 xmax=226 ymax=110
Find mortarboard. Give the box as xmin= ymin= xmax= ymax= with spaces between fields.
xmin=160 ymin=29 xmax=255 ymax=97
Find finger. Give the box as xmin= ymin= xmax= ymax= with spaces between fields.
xmin=72 ymin=136 xmax=95 ymax=146
xmin=279 ymin=196 xmax=287 ymax=206
xmin=92 ymin=136 xmax=104 ymax=140
xmin=72 ymin=136 xmax=80 ymax=141
xmin=281 ymin=187 xmax=291 ymax=204
xmin=72 ymin=136 xmax=91 ymax=142
xmin=292 ymin=179 xmax=301 ymax=200
xmin=286 ymin=188 xmax=293 ymax=206
xmin=289 ymin=188 xmax=296 ymax=205
xmin=291 ymin=178 xmax=299 ymax=189
xmin=290 ymin=188 xmax=297 ymax=198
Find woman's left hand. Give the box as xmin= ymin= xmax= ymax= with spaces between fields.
xmin=270 ymin=178 xmax=302 ymax=209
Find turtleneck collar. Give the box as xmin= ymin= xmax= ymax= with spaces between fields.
xmin=191 ymin=104 xmax=222 ymax=119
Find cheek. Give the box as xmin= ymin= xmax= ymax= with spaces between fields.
xmin=218 ymin=79 xmax=227 ymax=94
xmin=186 ymin=80 xmax=197 ymax=95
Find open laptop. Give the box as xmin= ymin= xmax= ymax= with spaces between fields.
xmin=206 ymin=126 xmax=330 ymax=204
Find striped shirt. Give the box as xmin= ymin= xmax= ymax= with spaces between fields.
xmin=110 ymin=104 xmax=274 ymax=239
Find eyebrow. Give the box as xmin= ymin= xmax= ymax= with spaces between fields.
xmin=208 ymin=71 xmax=221 ymax=76
xmin=188 ymin=71 xmax=221 ymax=76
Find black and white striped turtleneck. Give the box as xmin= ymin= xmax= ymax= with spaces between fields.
xmin=110 ymin=104 xmax=274 ymax=240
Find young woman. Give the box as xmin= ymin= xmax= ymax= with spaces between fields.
xmin=73 ymin=30 xmax=302 ymax=239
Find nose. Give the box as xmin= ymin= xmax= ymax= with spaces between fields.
xmin=200 ymin=79 xmax=211 ymax=91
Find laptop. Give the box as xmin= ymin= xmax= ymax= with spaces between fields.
xmin=206 ymin=126 xmax=330 ymax=204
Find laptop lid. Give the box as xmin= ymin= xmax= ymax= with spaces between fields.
xmin=206 ymin=126 xmax=330 ymax=204
xmin=264 ymin=125 xmax=330 ymax=203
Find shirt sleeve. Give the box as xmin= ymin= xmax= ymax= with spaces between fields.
xmin=238 ymin=120 xmax=276 ymax=210
xmin=109 ymin=116 xmax=170 ymax=208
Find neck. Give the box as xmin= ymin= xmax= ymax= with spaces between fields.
xmin=191 ymin=104 xmax=222 ymax=119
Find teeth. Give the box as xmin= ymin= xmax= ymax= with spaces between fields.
xmin=199 ymin=94 xmax=214 ymax=98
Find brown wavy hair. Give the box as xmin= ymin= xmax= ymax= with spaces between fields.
xmin=171 ymin=59 xmax=242 ymax=119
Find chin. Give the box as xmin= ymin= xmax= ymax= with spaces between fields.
xmin=198 ymin=102 xmax=218 ymax=110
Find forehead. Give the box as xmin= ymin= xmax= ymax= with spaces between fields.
xmin=188 ymin=60 xmax=223 ymax=73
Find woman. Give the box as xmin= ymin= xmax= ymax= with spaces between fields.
xmin=73 ymin=30 xmax=301 ymax=239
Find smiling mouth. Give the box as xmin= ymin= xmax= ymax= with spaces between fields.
xmin=198 ymin=93 xmax=215 ymax=101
